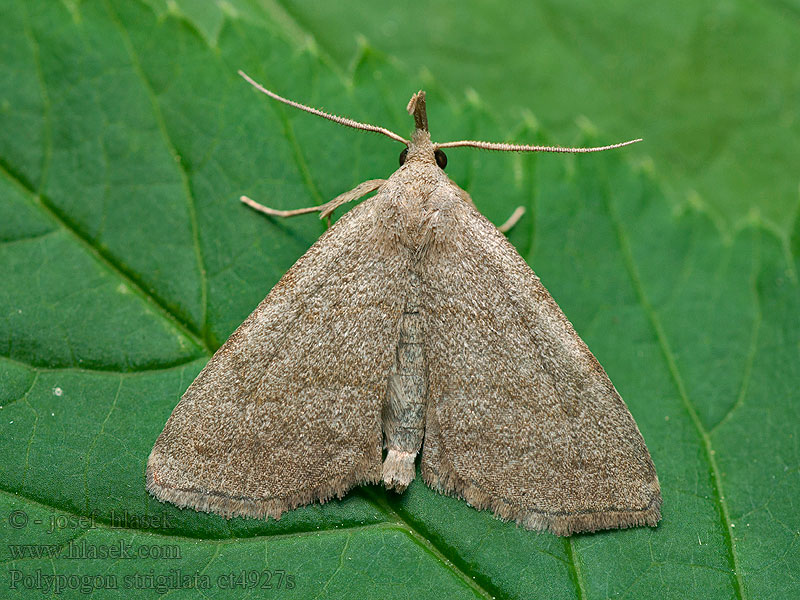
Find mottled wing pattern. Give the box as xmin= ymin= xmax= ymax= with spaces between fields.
xmin=147 ymin=189 xmax=412 ymax=520
xmin=418 ymin=188 xmax=661 ymax=536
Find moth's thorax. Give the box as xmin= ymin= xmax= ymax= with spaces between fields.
xmin=379 ymin=147 xmax=466 ymax=256
xmin=387 ymin=154 xmax=460 ymax=218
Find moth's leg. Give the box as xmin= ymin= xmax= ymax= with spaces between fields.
xmin=239 ymin=198 xmax=320 ymax=218
xmin=497 ymin=206 xmax=525 ymax=233
xmin=382 ymin=272 xmax=426 ymax=492
xmin=241 ymin=179 xmax=386 ymax=226
xmin=318 ymin=179 xmax=386 ymax=219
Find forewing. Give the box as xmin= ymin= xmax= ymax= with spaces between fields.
xmin=419 ymin=189 xmax=661 ymax=536
xmin=147 ymin=189 xmax=411 ymax=520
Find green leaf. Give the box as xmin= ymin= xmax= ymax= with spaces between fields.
xmin=0 ymin=1 xmax=796 ymax=599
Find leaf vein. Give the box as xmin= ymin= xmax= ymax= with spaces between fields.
xmin=21 ymin=389 xmax=41 ymax=487
xmin=83 ymin=377 xmax=122 ymax=511
xmin=359 ymin=488 xmax=495 ymax=600
xmin=710 ymin=232 xmax=763 ymax=434
xmin=0 ymin=161 xmax=209 ymax=358
xmin=603 ymin=181 xmax=747 ymax=600
xmin=564 ymin=537 xmax=587 ymax=600
xmin=106 ymin=0 xmax=210 ymax=348
xmin=20 ymin=3 xmax=53 ymax=193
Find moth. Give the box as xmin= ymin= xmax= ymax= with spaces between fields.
xmin=147 ymin=72 xmax=661 ymax=536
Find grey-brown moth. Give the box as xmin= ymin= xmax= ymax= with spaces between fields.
xmin=146 ymin=72 xmax=661 ymax=536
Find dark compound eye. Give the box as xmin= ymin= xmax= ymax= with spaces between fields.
xmin=434 ymin=149 xmax=447 ymax=170
xmin=399 ymin=147 xmax=408 ymax=166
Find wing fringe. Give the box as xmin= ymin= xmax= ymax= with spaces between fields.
xmin=423 ymin=466 xmax=661 ymax=536
xmin=146 ymin=452 xmax=381 ymax=520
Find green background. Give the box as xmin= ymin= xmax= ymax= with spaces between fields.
xmin=1 ymin=1 xmax=798 ymax=598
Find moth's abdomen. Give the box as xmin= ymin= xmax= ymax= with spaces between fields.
xmin=381 ymin=272 xmax=426 ymax=491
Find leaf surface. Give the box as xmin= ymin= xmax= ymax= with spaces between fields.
xmin=0 ymin=1 xmax=797 ymax=598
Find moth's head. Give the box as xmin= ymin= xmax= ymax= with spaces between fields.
xmin=398 ymin=92 xmax=448 ymax=170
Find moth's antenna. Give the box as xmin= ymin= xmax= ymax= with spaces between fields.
xmin=238 ymin=71 xmax=409 ymax=145
xmin=434 ymin=138 xmax=642 ymax=153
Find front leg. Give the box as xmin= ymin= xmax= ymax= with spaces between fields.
xmin=241 ymin=179 xmax=387 ymax=226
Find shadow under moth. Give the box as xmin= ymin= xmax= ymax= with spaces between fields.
xmin=147 ymin=72 xmax=661 ymax=536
